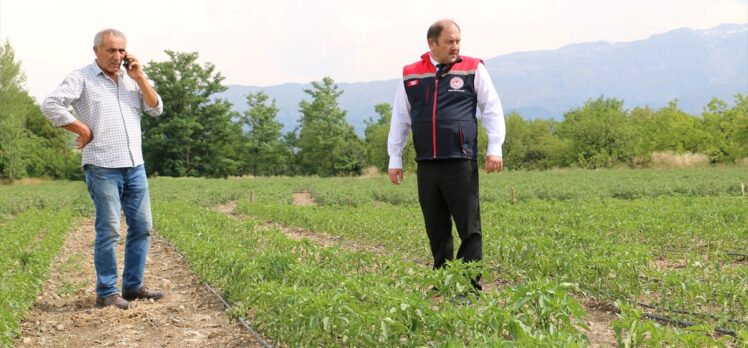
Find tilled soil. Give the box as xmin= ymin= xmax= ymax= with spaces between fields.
xmin=15 ymin=220 xmax=266 ymax=347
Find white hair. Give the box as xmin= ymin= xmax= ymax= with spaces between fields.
xmin=93 ymin=29 xmax=126 ymax=47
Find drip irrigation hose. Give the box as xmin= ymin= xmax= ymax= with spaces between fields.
xmin=154 ymin=234 xmax=273 ymax=348
xmin=642 ymin=313 xmax=737 ymax=338
xmin=636 ymin=302 xmax=746 ymax=325
xmin=204 ymin=283 xmax=273 ymax=348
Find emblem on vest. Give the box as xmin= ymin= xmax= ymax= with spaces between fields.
xmin=449 ymin=76 xmax=464 ymax=90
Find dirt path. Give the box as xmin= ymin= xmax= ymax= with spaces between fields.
xmin=582 ymin=300 xmax=618 ymax=347
xmin=291 ymin=191 xmax=316 ymax=206
xmin=15 ymin=220 xmax=265 ymax=347
xmin=217 ymin=200 xmax=394 ymax=260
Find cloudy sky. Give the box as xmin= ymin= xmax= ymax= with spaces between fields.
xmin=1 ymin=0 xmax=746 ymax=101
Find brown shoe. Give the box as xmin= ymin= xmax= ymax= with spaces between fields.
xmin=122 ymin=286 xmax=165 ymax=301
xmin=95 ymin=294 xmax=130 ymax=309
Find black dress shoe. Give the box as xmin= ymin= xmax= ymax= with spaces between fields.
xmin=122 ymin=286 xmax=165 ymax=301
xmin=95 ymin=294 xmax=130 ymax=309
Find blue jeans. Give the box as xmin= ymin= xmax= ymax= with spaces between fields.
xmin=84 ymin=165 xmax=152 ymax=298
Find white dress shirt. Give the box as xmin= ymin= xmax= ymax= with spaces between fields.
xmin=387 ymin=55 xmax=505 ymax=169
xmin=42 ymin=62 xmax=163 ymax=168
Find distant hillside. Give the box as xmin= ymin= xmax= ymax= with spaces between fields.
xmin=217 ymin=23 xmax=748 ymax=135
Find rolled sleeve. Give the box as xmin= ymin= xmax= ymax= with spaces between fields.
xmin=143 ymin=94 xmax=163 ymax=117
xmin=41 ymin=72 xmax=83 ymax=127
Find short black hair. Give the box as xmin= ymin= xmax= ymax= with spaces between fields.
xmin=427 ymin=19 xmax=460 ymax=42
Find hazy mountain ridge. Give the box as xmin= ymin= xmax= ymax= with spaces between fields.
xmin=217 ymin=23 xmax=748 ymax=134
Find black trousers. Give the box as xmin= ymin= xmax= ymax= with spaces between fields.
xmin=417 ymin=159 xmax=482 ymax=288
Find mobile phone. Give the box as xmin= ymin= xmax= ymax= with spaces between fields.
xmin=123 ymin=55 xmax=130 ymax=69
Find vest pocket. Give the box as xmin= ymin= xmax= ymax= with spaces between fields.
xmin=460 ymin=122 xmax=477 ymax=158
xmin=412 ymin=121 xmax=433 ymax=159
xmin=435 ymin=124 xmax=459 ymax=158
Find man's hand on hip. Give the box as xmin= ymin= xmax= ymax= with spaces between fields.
xmin=62 ymin=120 xmax=93 ymax=150
xmin=388 ymin=168 xmax=404 ymax=185
xmin=485 ymin=155 xmax=503 ymax=173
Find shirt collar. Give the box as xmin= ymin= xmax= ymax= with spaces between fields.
xmin=89 ymin=60 xmax=124 ymax=79
xmin=429 ymin=54 xmax=463 ymax=71
xmin=429 ymin=54 xmax=439 ymax=68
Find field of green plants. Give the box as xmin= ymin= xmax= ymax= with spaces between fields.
xmin=1 ymin=167 xmax=746 ymax=347
xmin=0 ymin=182 xmax=89 ymax=346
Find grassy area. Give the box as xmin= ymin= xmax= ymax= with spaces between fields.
xmin=1 ymin=167 xmax=745 ymax=346
xmin=153 ymin=167 xmax=746 ymax=346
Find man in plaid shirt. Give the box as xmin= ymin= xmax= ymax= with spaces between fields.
xmin=42 ymin=29 xmax=164 ymax=310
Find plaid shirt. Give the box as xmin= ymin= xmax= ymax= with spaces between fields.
xmin=42 ymin=61 xmax=163 ymax=168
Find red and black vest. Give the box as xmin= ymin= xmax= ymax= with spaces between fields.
xmin=403 ymin=52 xmax=482 ymax=161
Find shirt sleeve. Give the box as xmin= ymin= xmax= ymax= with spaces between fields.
xmin=41 ymin=72 xmax=83 ymax=127
xmin=387 ymin=80 xmax=412 ymax=169
xmin=143 ymin=93 xmax=164 ymax=117
xmin=475 ymin=62 xmax=506 ymax=157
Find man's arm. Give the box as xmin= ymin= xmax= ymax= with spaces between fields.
xmin=475 ymin=63 xmax=506 ymax=173
xmin=124 ymin=53 xmax=163 ymax=116
xmin=134 ymin=76 xmax=159 ymax=109
xmin=41 ymin=72 xmax=92 ymax=149
xmin=124 ymin=54 xmax=158 ymax=107
xmin=387 ymin=81 xmax=411 ymax=185
xmin=41 ymin=72 xmax=82 ymax=127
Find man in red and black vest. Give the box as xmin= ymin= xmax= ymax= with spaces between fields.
xmin=387 ymin=19 xmax=506 ymax=291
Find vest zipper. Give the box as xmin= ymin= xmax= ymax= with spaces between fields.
xmin=432 ymin=78 xmax=438 ymax=159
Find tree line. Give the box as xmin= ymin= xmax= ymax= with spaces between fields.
xmin=1 ymin=44 xmax=746 ymax=181
xmin=0 ymin=42 xmax=81 ymax=181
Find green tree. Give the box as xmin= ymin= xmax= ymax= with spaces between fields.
xmin=0 ymin=41 xmax=78 ymax=181
xmin=143 ymin=51 xmax=243 ymax=178
xmin=240 ymin=91 xmax=291 ymax=175
xmin=630 ymin=101 xmax=710 ymax=162
xmin=503 ymin=112 xmax=570 ymax=170
xmin=363 ymin=103 xmax=418 ymax=173
xmin=701 ymin=95 xmax=748 ymax=163
xmin=0 ymin=100 xmax=28 ymax=180
xmin=297 ymin=77 xmax=364 ymax=176
xmin=558 ymin=97 xmax=636 ymax=168
xmin=363 ymin=103 xmax=391 ymax=172
xmin=282 ymin=130 xmax=301 ymax=175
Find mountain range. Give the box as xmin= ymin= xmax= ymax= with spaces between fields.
xmin=216 ymin=23 xmax=748 ymax=135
